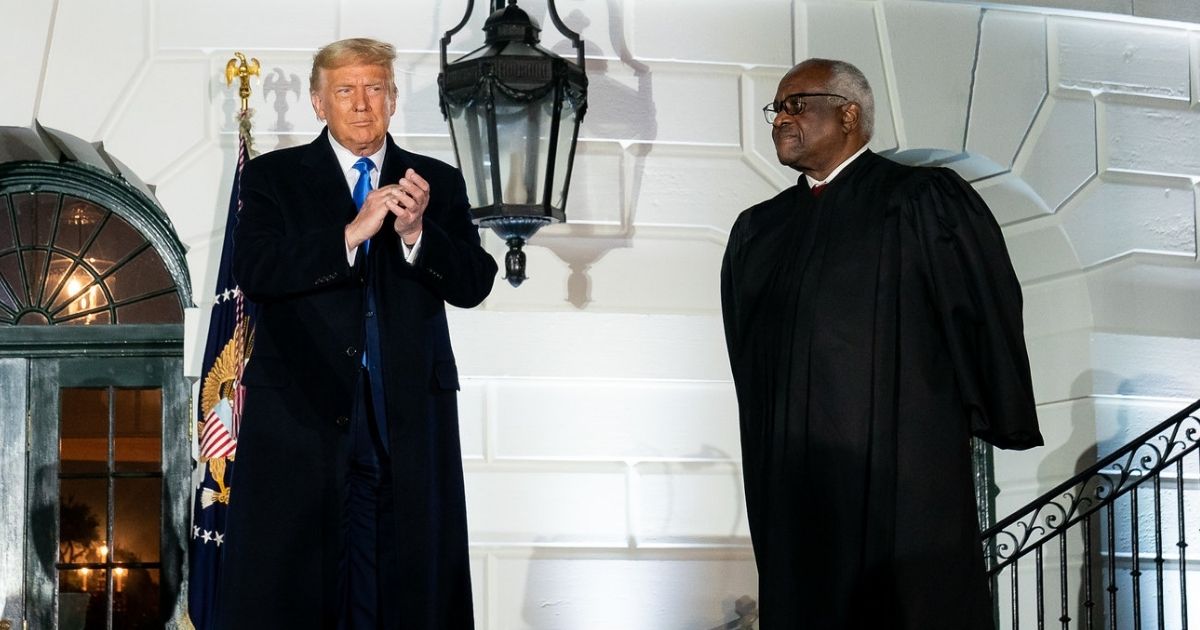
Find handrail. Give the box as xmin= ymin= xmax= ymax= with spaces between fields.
xmin=981 ymin=397 xmax=1200 ymax=574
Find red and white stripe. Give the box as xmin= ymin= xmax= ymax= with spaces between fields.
xmin=200 ymin=408 xmax=237 ymax=460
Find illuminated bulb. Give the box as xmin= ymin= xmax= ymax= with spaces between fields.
xmin=98 ymin=544 xmax=108 ymax=560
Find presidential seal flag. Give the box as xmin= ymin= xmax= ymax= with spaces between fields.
xmin=187 ymin=110 xmax=257 ymax=630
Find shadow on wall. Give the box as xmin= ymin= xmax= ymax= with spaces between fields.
xmin=538 ymin=1 xmax=658 ymax=309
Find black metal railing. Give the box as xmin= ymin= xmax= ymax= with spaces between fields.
xmin=981 ymin=398 xmax=1200 ymax=629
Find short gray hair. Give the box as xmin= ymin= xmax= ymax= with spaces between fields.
xmin=809 ymin=58 xmax=875 ymax=141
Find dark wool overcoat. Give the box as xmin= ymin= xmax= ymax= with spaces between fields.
xmin=217 ymin=129 xmax=496 ymax=629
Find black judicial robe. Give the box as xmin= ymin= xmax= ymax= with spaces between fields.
xmin=720 ymin=151 xmax=1042 ymax=629
xmin=218 ymin=130 xmax=496 ymax=628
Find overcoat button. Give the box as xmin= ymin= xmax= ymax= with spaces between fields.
xmin=345 ymin=346 xmax=357 ymax=357
xmin=335 ymin=415 xmax=349 ymax=427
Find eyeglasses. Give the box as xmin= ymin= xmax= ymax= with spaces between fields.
xmin=762 ymin=92 xmax=848 ymax=124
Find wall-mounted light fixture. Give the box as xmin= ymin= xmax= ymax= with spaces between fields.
xmin=438 ymin=0 xmax=588 ymax=287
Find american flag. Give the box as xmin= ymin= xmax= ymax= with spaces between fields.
xmin=187 ymin=109 xmax=257 ymax=629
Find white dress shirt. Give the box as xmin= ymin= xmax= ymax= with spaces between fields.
xmin=328 ymin=134 xmax=422 ymax=265
xmin=804 ymin=143 xmax=869 ymax=190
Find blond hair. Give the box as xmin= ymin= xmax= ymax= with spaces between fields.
xmin=310 ymin=37 xmax=397 ymax=94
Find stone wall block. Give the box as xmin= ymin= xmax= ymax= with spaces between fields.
xmin=881 ymin=1 xmax=980 ymax=151
xmin=1062 ymin=180 xmax=1196 ymax=267
xmin=0 ymin=0 xmax=54 ymax=127
xmin=634 ymin=462 xmax=749 ymax=542
xmin=465 ymin=468 xmax=628 ymax=544
xmin=490 ymin=553 xmax=758 ymax=628
xmin=39 ymin=0 xmax=147 ymax=140
xmin=1015 ymin=95 xmax=1096 ymax=211
xmin=1052 ymin=17 xmax=1190 ymax=99
xmin=632 ymin=0 xmax=792 ymax=66
xmin=156 ymin=1 xmax=337 ymax=50
xmin=1104 ymin=101 xmax=1200 ymax=177
xmin=491 ymin=380 xmax=739 ymax=461
xmin=105 ymin=59 xmax=210 ymax=184
xmin=967 ymin=11 xmax=1047 ymax=168
xmin=975 ymin=173 xmax=1052 ymax=226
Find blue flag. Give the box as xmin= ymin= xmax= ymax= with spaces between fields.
xmin=187 ymin=111 xmax=257 ymax=629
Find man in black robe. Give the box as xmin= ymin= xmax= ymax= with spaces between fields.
xmin=720 ymin=58 xmax=1044 ymax=628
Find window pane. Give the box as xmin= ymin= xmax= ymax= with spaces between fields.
xmin=115 ymin=388 xmax=161 ymax=473
xmin=55 ymin=198 xmax=106 ymax=256
xmin=61 ymin=388 xmax=109 ymax=475
xmin=57 ymin=285 xmax=110 ymax=326
xmin=0 ymin=272 xmax=17 ymax=315
xmin=82 ymin=214 xmax=144 ymax=276
xmin=58 ymin=568 xmax=107 ymax=629
xmin=59 ymin=479 xmax=108 ymax=563
xmin=58 ymin=309 xmax=113 ymax=326
xmin=114 ymin=567 xmax=160 ymax=629
xmin=42 ymin=253 xmax=76 ymax=309
xmin=114 ymin=477 xmax=160 ymax=563
xmin=13 ymin=191 xmax=58 ymax=248
xmin=49 ymin=264 xmax=101 ymax=313
xmin=115 ymin=292 xmax=181 ymax=324
xmin=0 ymin=194 xmax=13 ymax=250
xmin=0 ymin=251 xmax=28 ymax=306
xmin=107 ymin=247 xmax=173 ymax=303
xmin=22 ymin=250 xmax=49 ymax=306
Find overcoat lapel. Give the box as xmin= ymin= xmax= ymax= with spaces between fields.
xmin=300 ymin=129 xmax=359 ymax=229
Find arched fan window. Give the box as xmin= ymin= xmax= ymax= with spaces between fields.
xmin=0 ymin=191 xmax=182 ymax=326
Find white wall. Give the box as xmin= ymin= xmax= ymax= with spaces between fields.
xmin=2 ymin=0 xmax=1198 ymax=627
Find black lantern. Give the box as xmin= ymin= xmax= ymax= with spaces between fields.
xmin=438 ymin=0 xmax=588 ymax=287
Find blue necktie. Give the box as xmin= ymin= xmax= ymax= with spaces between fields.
xmin=352 ymin=157 xmax=375 ymax=368
xmin=352 ymin=157 xmax=375 ymax=253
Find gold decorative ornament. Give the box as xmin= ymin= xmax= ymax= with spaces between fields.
xmin=225 ymin=52 xmax=261 ymax=113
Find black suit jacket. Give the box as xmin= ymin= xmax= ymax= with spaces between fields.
xmin=218 ymin=129 xmax=496 ymax=629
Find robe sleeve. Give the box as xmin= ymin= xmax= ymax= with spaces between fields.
xmin=720 ymin=215 xmax=744 ymax=373
xmin=908 ymin=169 xmax=1044 ymax=450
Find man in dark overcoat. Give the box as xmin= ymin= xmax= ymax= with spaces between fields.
xmin=218 ymin=37 xmax=497 ymax=628
xmin=721 ymin=58 xmax=1044 ymax=628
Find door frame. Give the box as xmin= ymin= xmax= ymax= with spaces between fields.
xmin=0 ymin=324 xmax=189 ymax=629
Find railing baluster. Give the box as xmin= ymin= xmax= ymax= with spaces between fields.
xmin=1013 ymin=557 xmax=1021 ymax=630
xmin=1058 ymin=532 xmax=1070 ymax=630
xmin=1084 ymin=516 xmax=1096 ymax=630
xmin=1131 ymin=485 xmax=1142 ymax=630
xmin=1108 ymin=503 xmax=1118 ymax=630
xmin=1152 ymin=472 xmax=1164 ymax=630
xmin=1037 ymin=545 xmax=1046 ymax=629
xmin=1180 ymin=457 xmax=1190 ymax=630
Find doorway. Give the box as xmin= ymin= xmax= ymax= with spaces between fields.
xmin=0 ymin=159 xmax=193 ymax=629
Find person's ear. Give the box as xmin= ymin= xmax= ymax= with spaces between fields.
xmin=842 ymin=102 xmax=860 ymax=134
xmin=311 ymin=91 xmax=326 ymax=122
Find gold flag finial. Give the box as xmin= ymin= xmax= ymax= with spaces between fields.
xmin=225 ymin=52 xmax=261 ymax=113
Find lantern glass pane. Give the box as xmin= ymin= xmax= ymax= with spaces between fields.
xmin=495 ymin=91 xmax=552 ymax=206
xmin=448 ymin=100 xmax=494 ymax=209
xmin=551 ymin=96 xmax=582 ymax=211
